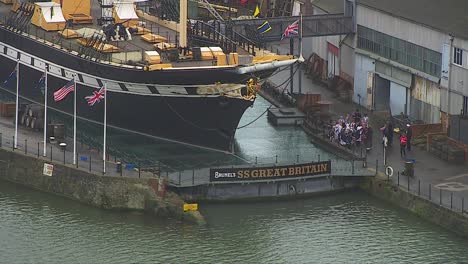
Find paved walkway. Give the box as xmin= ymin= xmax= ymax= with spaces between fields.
xmin=267 ymin=41 xmax=468 ymax=214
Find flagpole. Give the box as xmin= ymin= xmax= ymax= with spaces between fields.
xmin=73 ymin=75 xmax=77 ymax=165
xmin=103 ymin=82 xmax=107 ymax=174
xmin=299 ymin=13 xmax=304 ymax=61
xmin=43 ymin=66 xmax=48 ymax=157
xmin=14 ymin=59 xmax=19 ymax=149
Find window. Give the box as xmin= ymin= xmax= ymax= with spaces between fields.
xmin=357 ymin=26 xmax=442 ymax=77
xmin=454 ymin=47 xmax=463 ymax=66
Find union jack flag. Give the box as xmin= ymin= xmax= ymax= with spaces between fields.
xmin=85 ymin=86 xmax=105 ymax=106
xmin=281 ymin=20 xmax=299 ymax=40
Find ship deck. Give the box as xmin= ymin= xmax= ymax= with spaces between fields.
xmin=0 ymin=2 xmax=241 ymax=69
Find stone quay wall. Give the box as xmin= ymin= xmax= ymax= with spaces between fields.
xmin=0 ymin=148 xmax=205 ymax=225
xmin=361 ymin=177 xmax=468 ymax=238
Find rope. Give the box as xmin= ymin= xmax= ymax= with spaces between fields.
xmin=237 ymin=65 xmax=300 ymax=129
xmin=161 ymin=64 xmax=300 ymax=132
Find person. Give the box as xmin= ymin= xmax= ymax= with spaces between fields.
xmin=387 ymin=121 xmax=394 ymax=147
xmin=365 ymin=125 xmax=373 ymax=150
xmin=380 ymin=123 xmax=388 ymax=148
xmin=353 ymin=109 xmax=362 ymax=123
xmin=399 ymin=132 xmax=408 ymax=158
xmin=406 ymin=124 xmax=412 ymax=151
xmin=362 ymin=113 xmax=369 ymax=127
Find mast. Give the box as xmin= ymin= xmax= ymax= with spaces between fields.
xmin=100 ymin=0 xmax=114 ymax=26
xmin=179 ymin=0 xmax=188 ymax=48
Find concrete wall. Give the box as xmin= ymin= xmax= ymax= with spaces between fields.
xmin=340 ymin=37 xmax=355 ymax=84
xmin=449 ymin=65 xmax=468 ymax=97
xmin=0 ymin=148 xmax=204 ymax=224
xmin=361 ymin=177 xmax=468 ymax=238
xmin=176 ymin=175 xmax=363 ymax=201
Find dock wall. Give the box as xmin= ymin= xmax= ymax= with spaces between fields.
xmin=0 ymin=148 xmax=205 ymax=224
xmin=361 ymin=177 xmax=468 ymax=238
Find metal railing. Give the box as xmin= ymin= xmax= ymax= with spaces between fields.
xmin=166 ymin=153 xmax=374 ymax=187
xmin=0 ymin=128 xmax=162 ymax=179
xmin=384 ymin=166 xmax=468 ymax=218
xmin=2 ymin=16 xmax=178 ymax=68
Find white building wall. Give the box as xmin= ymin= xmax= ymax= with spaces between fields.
xmin=353 ymin=53 xmax=375 ymax=106
xmin=449 ymin=38 xmax=468 ymax=98
xmin=356 ymin=5 xmax=450 ymax=52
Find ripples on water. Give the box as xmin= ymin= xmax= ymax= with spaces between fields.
xmin=1 ymin=182 xmax=468 ymax=264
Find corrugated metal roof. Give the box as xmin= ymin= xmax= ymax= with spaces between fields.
xmin=358 ymin=0 xmax=468 ymax=40
xmin=312 ymin=0 xmax=344 ymax=14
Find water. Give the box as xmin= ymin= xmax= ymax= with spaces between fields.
xmin=1 ymin=182 xmax=468 ymax=264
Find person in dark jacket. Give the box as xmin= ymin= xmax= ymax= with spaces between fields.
xmin=406 ymin=124 xmax=412 ymax=151
xmin=387 ymin=121 xmax=394 ymax=147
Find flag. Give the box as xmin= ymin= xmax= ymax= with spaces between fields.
xmin=257 ymin=21 xmax=272 ymax=34
xmin=3 ymin=66 xmax=17 ymax=86
xmin=253 ymin=5 xmax=260 ymax=17
xmin=54 ymin=79 xmax=75 ymax=102
xmin=35 ymin=73 xmax=46 ymax=95
xmin=240 ymin=0 xmax=248 ymax=5
xmin=85 ymin=86 xmax=105 ymax=106
xmin=281 ymin=19 xmax=299 ymax=40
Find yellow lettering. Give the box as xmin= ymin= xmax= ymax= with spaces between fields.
xmin=259 ymin=169 xmax=266 ymax=177
xmin=237 ymin=170 xmax=243 ymax=178
xmin=281 ymin=168 xmax=288 ymax=176
xmin=267 ymin=169 xmax=274 ymax=177
xmin=244 ymin=170 xmax=250 ymax=178
xmin=252 ymin=170 xmax=259 ymax=177
xmin=295 ymin=167 xmax=302 ymax=176
xmin=304 ymin=165 xmax=311 ymax=174
xmin=320 ymin=164 xmax=328 ymax=172
xmin=310 ymin=165 xmax=317 ymax=173
xmin=274 ymin=168 xmax=281 ymax=177
xmin=288 ymin=167 xmax=294 ymax=176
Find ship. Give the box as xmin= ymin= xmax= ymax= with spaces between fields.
xmin=0 ymin=0 xmax=298 ymax=152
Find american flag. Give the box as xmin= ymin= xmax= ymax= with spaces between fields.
xmin=54 ymin=79 xmax=75 ymax=102
xmin=85 ymin=86 xmax=105 ymax=106
xmin=281 ymin=20 xmax=299 ymax=40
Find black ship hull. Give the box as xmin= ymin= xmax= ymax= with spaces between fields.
xmin=0 ymin=47 xmax=254 ymax=152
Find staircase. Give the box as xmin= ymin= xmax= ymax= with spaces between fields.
xmin=198 ymin=0 xmax=224 ymax=21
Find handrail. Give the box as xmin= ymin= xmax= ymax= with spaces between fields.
xmin=189 ymin=20 xmax=259 ymax=56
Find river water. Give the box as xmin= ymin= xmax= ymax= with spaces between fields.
xmin=1 ymin=182 xmax=468 ymax=264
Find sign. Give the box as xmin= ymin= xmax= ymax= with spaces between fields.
xmin=183 ymin=203 xmax=198 ymax=212
xmin=210 ymin=161 xmax=331 ymax=182
xmin=440 ymin=43 xmax=450 ymax=88
xmin=43 ymin=163 xmax=54 ymax=177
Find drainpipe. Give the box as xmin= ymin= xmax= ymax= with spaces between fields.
xmin=447 ymin=34 xmax=454 ymax=130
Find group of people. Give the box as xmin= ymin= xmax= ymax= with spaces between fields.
xmin=380 ymin=122 xmax=413 ymax=158
xmin=327 ymin=109 xmax=373 ymax=150
xmin=326 ymin=109 xmax=414 ymax=159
